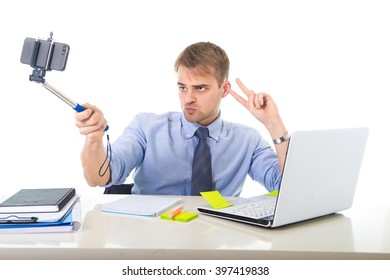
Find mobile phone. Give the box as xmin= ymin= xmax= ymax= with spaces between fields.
xmin=20 ymin=37 xmax=70 ymax=71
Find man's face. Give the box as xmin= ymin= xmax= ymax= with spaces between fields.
xmin=177 ymin=67 xmax=229 ymax=126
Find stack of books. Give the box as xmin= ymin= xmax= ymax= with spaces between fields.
xmin=0 ymin=188 xmax=81 ymax=233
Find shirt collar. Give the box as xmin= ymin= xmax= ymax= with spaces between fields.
xmin=181 ymin=113 xmax=223 ymax=142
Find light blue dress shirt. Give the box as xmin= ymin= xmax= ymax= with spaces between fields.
xmin=105 ymin=112 xmax=281 ymax=196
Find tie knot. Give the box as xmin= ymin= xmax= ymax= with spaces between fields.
xmin=195 ymin=127 xmax=209 ymax=140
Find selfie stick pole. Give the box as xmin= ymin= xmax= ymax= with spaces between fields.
xmin=41 ymin=81 xmax=109 ymax=131
xmin=42 ymin=82 xmax=84 ymax=112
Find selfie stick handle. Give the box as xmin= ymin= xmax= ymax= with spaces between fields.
xmin=42 ymin=81 xmax=109 ymax=131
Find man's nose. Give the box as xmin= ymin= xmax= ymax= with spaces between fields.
xmin=185 ymin=90 xmax=196 ymax=103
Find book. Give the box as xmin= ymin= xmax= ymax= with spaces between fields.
xmin=0 ymin=195 xmax=80 ymax=223
xmin=0 ymin=198 xmax=82 ymax=234
xmin=101 ymin=195 xmax=182 ymax=217
xmin=0 ymin=188 xmax=76 ymax=213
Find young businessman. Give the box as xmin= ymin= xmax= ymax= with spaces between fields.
xmin=75 ymin=42 xmax=289 ymax=196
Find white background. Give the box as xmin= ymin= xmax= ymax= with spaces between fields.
xmin=1 ymin=0 xmax=389 ymax=208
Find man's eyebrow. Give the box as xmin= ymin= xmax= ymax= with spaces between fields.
xmin=177 ymin=82 xmax=209 ymax=88
xmin=193 ymin=84 xmax=209 ymax=88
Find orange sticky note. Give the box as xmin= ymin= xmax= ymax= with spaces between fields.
xmin=200 ymin=190 xmax=232 ymax=209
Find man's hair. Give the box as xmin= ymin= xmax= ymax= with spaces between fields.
xmin=174 ymin=42 xmax=230 ymax=87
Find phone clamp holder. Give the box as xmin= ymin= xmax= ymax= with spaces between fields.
xmin=29 ymin=68 xmax=47 ymax=84
xmin=26 ymin=32 xmax=55 ymax=83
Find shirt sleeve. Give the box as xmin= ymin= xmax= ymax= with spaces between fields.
xmin=248 ymin=134 xmax=282 ymax=192
xmin=103 ymin=114 xmax=148 ymax=187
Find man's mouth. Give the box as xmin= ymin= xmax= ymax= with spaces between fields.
xmin=185 ymin=107 xmax=196 ymax=114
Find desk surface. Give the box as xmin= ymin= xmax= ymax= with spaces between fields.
xmin=1 ymin=193 xmax=389 ymax=260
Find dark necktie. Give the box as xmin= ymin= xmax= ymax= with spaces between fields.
xmin=191 ymin=127 xmax=213 ymax=195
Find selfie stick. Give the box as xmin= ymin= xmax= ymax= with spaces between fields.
xmin=42 ymin=82 xmax=109 ymax=131
xmin=29 ymin=70 xmax=109 ymax=131
xmin=25 ymin=32 xmax=108 ymax=131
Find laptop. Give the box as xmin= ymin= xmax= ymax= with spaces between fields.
xmin=197 ymin=127 xmax=369 ymax=228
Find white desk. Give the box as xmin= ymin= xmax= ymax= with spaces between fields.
xmin=0 ymin=194 xmax=389 ymax=259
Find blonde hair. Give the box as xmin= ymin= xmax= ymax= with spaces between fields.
xmin=174 ymin=42 xmax=230 ymax=87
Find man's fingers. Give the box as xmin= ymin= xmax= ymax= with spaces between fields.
xmin=229 ymin=89 xmax=249 ymax=109
xmin=77 ymin=117 xmax=106 ymax=135
xmin=75 ymin=102 xmax=106 ymax=133
xmin=251 ymin=91 xmax=261 ymax=109
xmin=75 ymin=108 xmax=93 ymax=122
xmin=231 ymin=79 xmax=272 ymax=113
xmin=235 ymin=78 xmax=251 ymax=97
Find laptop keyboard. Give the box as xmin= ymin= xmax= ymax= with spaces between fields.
xmin=222 ymin=197 xmax=276 ymax=219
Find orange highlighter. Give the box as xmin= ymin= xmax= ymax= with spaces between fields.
xmin=168 ymin=206 xmax=184 ymax=218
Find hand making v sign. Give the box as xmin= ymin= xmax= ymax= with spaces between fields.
xmin=229 ymin=78 xmax=289 ymax=170
xmin=229 ymin=78 xmax=282 ymax=129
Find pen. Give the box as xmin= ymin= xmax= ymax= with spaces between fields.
xmin=169 ymin=206 xmax=184 ymax=218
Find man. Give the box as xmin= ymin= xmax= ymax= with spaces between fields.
xmin=75 ymin=42 xmax=289 ymax=196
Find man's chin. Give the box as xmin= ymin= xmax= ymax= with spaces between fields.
xmin=183 ymin=113 xmax=199 ymax=123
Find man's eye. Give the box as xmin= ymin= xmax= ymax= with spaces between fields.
xmin=197 ymin=86 xmax=206 ymax=92
xmin=179 ymin=86 xmax=187 ymax=91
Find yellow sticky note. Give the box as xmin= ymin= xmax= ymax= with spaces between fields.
xmin=265 ymin=190 xmax=279 ymax=197
xmin=160 ymin=211 xmax=198 ymax=222
xmin=200 ymin=190 xmax=232 ymax=209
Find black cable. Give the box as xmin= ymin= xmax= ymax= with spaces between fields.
xmin=98 ymin=134 xmax=112 ymax=177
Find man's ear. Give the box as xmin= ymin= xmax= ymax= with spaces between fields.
xmin=221 ymin=80 xmax=231 ymax=98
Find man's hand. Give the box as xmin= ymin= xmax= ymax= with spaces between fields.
xmin=75 ymin=103 xmax=110 ymax=187
xmin=229 ymin=78 xmax=282 ymax=129
xmin=75 ymin=103 xmax=107 ymax=140
xmin=229 ymin=78 xmax=289 ymax=170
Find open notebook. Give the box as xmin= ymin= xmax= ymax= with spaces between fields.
xmin=198 ymin=127 xmax=369 ymax=228
xmin=101 ymin=195 xmax=182 ymax=217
